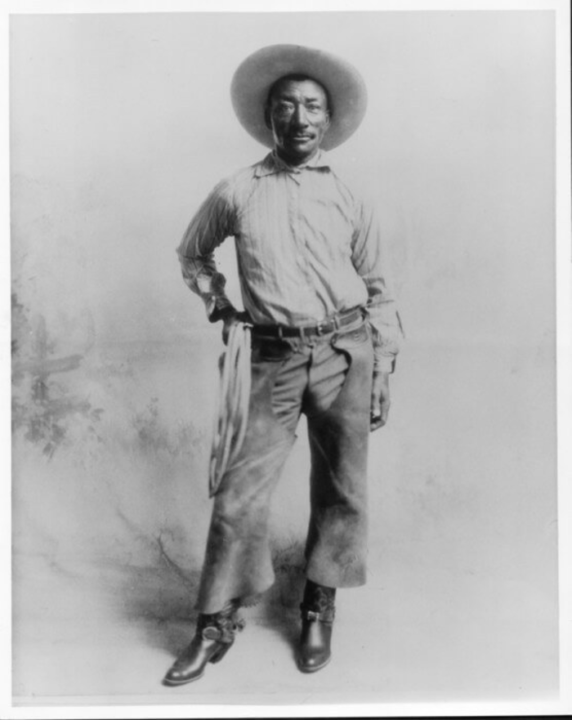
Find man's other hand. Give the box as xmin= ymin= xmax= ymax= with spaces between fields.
xmin=370 ymin=370 xmax=391 ymax=431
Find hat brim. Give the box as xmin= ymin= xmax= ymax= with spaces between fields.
xmin=230 ymin=44 xmax=368 ymax=151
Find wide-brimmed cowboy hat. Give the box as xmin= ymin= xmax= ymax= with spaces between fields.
xmin=230 ymin=44 xmax=368 ymax=151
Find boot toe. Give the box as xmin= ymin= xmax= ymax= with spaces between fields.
xmin=297 ymin=649 xmax=331 ymax=673
xmin=162 ymin=655 xmax=206 ymax=686
xmin=162 ymin=667 xmax=204 ymax=686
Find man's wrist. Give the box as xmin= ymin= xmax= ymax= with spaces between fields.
xmin=373 ymin=357 xmax=396 ymax=374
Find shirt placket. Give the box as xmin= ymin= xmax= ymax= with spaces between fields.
xmin=287 ymin=171 xmax=321 ymax=318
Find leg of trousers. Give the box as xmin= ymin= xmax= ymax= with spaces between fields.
xmin=304 ymin=327 xmax=374 ymax=588
xmin=195 ymin=323 xmax=374 ymax=614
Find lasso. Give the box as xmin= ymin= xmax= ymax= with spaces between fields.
xmin=208 ymin=322 xmax=252 ymax=497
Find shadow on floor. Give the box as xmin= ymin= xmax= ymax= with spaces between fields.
xmin=111 ymin=541 xmax=203 ymax=657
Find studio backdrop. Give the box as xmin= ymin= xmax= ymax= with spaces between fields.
xmin=11 ymin=10 xmax=558 ymax=705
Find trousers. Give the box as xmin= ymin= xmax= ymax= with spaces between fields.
xmin=196 ymin=316 xmax=375 ymax=613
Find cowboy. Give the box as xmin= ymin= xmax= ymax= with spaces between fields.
xmin=163 ymin=44 xmax=402 ymax=686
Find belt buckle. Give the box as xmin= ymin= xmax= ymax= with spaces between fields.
xmin=315 ymin=320 xmax=325 ymax=336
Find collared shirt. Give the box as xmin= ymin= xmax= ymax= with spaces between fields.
xmin=177 ymin=151 xmax=402 ymax=372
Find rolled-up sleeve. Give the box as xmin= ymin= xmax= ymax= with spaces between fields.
xmin=177 ymin=179 xmax=236 ymax=320
xmin=351 ymin=198 xmax=403 ymax=373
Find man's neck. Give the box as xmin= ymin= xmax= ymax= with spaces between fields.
xmin=274 ymin=147 xmax=320 ymax=168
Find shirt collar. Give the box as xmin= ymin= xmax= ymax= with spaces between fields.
xmin=255 ymin=149 xmax=331 ymax=178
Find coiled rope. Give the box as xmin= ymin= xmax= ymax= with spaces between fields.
xmin=208 ymin=321 xmax=252 ymax=497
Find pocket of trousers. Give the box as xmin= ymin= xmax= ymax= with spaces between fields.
xmin=330 ymin=321 xmax=371 ymax=352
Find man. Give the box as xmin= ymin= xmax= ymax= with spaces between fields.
xmin=163 ymin=44 xmax=402 ymax=686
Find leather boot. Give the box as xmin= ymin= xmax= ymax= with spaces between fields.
xmin=296 ymin=580 xmax=336 ymax=673
xmin=162 ymin=603 xmax=245 ymax=686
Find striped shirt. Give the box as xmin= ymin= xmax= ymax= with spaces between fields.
xmin=177 ymin=150 xmax=401 ymax=372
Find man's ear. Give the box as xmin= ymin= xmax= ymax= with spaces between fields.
xmin=264 ymin=106 xmax=272 ymax=130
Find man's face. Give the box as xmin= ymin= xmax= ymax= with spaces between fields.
xmin=266 ymin=77 xmax=331 ymax=165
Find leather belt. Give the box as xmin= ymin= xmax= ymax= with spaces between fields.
xmin=251 ymin=307 xmax=364 ymax=340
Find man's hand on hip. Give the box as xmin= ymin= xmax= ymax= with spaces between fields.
xmin=370 ymin=370 xmax=391 ymax=431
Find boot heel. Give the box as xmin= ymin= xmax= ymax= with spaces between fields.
xmin=210 ymin=640 xmax=233 ymax=664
